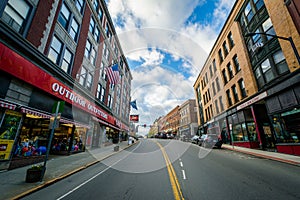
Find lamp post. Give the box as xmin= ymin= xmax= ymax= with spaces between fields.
xmin=245 ymin=32 xmax=300 ymax=65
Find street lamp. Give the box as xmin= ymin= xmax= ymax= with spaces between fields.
xmin=245 ymin=32 xmax=300 ymax=65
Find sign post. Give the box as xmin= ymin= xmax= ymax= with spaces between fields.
xmin=40 ymin=101 xmax=64 ymax=181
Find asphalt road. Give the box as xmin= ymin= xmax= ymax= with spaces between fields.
xmin=21 ymin=139 xmax=300 ymax=200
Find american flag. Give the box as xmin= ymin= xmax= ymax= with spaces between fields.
xmin=105 ymin=63 xmax=120 ymax=85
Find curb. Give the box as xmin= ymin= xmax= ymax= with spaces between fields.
xmin=222 ymin=145 xmax=300 ymax=167
xmin=12 ymin=142 xmax=138 ymax=200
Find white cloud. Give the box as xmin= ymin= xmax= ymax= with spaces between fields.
xmin=107 ymin=0 xmax=235 ymax=134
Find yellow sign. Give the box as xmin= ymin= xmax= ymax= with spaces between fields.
xmin=0 ymin=139 xmax=14 ymax=160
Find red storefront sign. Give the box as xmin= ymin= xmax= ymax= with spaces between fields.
xmin=0 ymin=43 xmax=116 ymax=124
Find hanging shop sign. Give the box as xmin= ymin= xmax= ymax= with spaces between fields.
xmin=130 ymin=115 xmax=139 ymax=122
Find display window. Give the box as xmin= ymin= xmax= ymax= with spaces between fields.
xmin=16 ymin=116 xmax=50 ymax=158
xmin=16 ymin=114 xmax=88 ymax=157
xmin=272 ymin=110 xmax=300 ymax=143
xmin=51 ymin=124 xmax=87 ymax=153
xmin=0 ymin=110 xmax=22 ymax=160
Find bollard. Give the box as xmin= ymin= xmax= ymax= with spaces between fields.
xmin=114 ymin=145 xmax=119 ymax=152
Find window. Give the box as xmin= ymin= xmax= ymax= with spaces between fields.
xmin=86 ymin=72 xmax=93 ymax=90
xmin=85 ymin=39 xmax=97 ymax=65
xmin=255 ymin=67 xmax=264 ymax=88
xmin=222 ymin=69 xmax=228 ymax=84
xmin=238 ymin=79 xmax=247 ymax=98
xmin=216 ymin=77 xmax=220 ymax=91
xmin=108 ymin=94 xmax=112 ymax=109
xmin=70 ymin=19 xmax=79 ymax=41
xmin=78 ymin=67 xmax=93 ymax=91
xmin=223 ymin=42 xmax=229 ymax=57
xmin=61 ymin=48 xmax=73 ymax=73
xmin=105 ymin=49 xmax=110 ymax=61
xmin=273 ymin=50 xmax=289 ymax=74
xmin=219 ymin=96 xmax=224 ymax=111
xmin=48 ymin=35 xmax=74 ymax=73
xmin=89 ymin=17 xmax=95 ymax=33
xmin=48 ymin=36 xmax=63 ymax=64
xmin=215 ymin=100 xmax=219 ymax=114
xmin=262 ymin=18 xmax=275 ymax=40
xmin=96 ymin=83 xmax=101 ymax=100
xmin=93 ymin=0 xmax=99 ymax=11
xmin=254 ymin=0 xmax=264 ymax=11
xmin=75 ymin=0 xmax=84 ymax=14
xmin=212 ymin=59 xmax=217 ymax=71
xmin=85 ymin=40 xmax=91 ymax=58
xmin=105 ymin=24 xmax=111 ymax=38
xmin=90 ymin=46 xmax=96 ymax=65
xmin=218 ymin=49 xmax=224 ymax=63
xmin=233 ymin=55 xmax=240 ymax=72
xmin=100 ymin=86 xmax=105 ymax=102
xmin=226 ymin=90 xmax=233 ymax=106
xmin=261 ymin=59 xmax=275 ymax=82
xmin=245 ymin=2 xmax=254 ymax=22
xmin=79 ymin=67 xmax=87 ymax=85
xmin=209 ymin=65 xmax=213 ymax=77
xmin=58 ymin=3 xmax=80 ymax=42
xmin=58 ymin=3 xmax=70 ymax=29
xmin=94 ymin=26 xmax=100 ymax=42
xmin=1 ymin=0 xmax=31 ymax=34
xmin=212 ymin=82 xmax=216 ymax=96
xmin=227 ymin=63 xmax=234 ymax=79
xmin=232 ymin=85 xmax=239 ymax=103
xmin=228 ymin=32 xmax=235 ymax=49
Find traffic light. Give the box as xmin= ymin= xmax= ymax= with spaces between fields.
xmin=144 ymin=124 xmax=147 ymax=128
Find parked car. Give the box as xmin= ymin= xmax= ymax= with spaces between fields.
xmin=198 ymin=134 xmax=222 ymax=148
xmin=191 ymin=135 xmax=200 ymax=144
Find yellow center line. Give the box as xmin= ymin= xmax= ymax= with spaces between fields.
xmin=155 ymin=141 xmax=185 ymax=200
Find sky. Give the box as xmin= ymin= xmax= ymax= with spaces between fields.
xmin=106 ymin=0 xmax=235 ymax=135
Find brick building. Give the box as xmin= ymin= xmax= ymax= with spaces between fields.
xmin=194 ymin=0 xmax=300 ymax=155
xmin=178 ymin=99 xmax=198 ymax=139
xmin=0 ymin=0 xmax=132 ymax=170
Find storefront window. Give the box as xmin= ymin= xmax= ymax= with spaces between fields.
xmin=0 ymin=110 xmax=22 ymax=160
xmin=272 ymin=112 xmax=300 ymax=143
xmin=232 ymin=124 xmax=244 ymax=141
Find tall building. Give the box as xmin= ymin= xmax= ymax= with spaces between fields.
xmin=178 ymin=99 xmax=198 ymax=138
xmin=194 ymin=0 xmax=300 ymax=155
xmin=160 ymin=105 xmax=180 ymax=137
xmin=0 ymin=0 xmax=132 ymax=170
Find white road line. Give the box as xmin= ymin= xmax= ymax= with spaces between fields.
xmin=180 ymin=161 xmax=183 ymax=168
xmin=182 ymin=170 xmax=186 ymax=180
xmin=57 ymin=142 xmax=141 ymax=200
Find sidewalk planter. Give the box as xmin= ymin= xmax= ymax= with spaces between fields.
xmin=25 ymin=165 xmax=45 ymax=183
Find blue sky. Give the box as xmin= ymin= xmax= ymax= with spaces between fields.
xmin=107 ymin=0 xmax=235 ymax=135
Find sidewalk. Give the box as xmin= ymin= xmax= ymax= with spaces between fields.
xmin=222 ymin=144 xmax=300 ymax=166
xmin=0 ymin=141 xmax=133 ymax=200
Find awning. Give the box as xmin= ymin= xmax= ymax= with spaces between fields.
xmin=60 ymin=118 xmax=91 ymax=129
xmin=92 ymin=116 xmax=109 ymax=126
xmin=92 ymin=116 xmax=120 ymax=131
xmin=20 ymin=107 xmax=52 ymax=118
xmin=0 ymin=100 xmax=17 ymax=110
